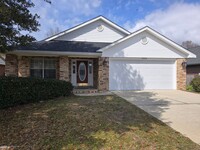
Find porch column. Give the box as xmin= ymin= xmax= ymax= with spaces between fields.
xmin=59 ymin=56 xmax=69 ymax=81
xmin=5 ymin=54 xmax=18 ymax=76
xmin=98 ymin=57 xmax=109 ymax=91
xmin=18 ymin=56 xmax=30 ymax=77
xmin=177 ymin=59 xmax=186 ymax=90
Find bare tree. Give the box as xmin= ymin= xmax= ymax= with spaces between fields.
xmin=182 ymin=41 xmax=199 ymax=49
xmin=46 ymin=27 xmax=61 ymax=37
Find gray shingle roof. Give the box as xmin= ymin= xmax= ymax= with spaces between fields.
xmin=187 ymin=46 xmax=200 ymax=65
xmin=16 ymin=40 xmax=111 ymax=53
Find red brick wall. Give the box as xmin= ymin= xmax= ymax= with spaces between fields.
xmin=98 ymin=57 xmax=109 ymax=91
xmin=5 ymin=55 xmax=110 ymax=91
xmin=18 ymin=56 xmax=30 ymax=77
xmin=177 ymin=59 xmax=186 ymax=90
xmin=0 ymin=65 xmax=5 ymax=76
xmin=5 ymin=54 xmax=18 ymax=76
xmin=5 ymin=55 xmax=61 ymax=79
xmin=59 ymin=56 xmax=69 ymax=81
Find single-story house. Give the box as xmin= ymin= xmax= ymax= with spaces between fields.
xmin=0 ymin=55 xmax=5 ymax=76
xmin=5 ymin=16 xmax=196 ymax=91
xmin=186 ymin=46 xmax=200 ymax=84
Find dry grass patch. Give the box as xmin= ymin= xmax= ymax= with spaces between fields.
xmin=0 ymin=95 xmax=199 ymax=149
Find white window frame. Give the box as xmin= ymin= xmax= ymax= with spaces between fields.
xmin=88 ymin=60 xmax=93 ymax=86
xmin=30 ymin=58 xmax=56 ymax=79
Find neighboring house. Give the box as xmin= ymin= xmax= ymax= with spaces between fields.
xmin=187 ymin=46 xmax=200 ymax=74
xmin=5 ymin=16 xmax=195 ymax=91
xmin=186 ymin=46 xmax=200 ymax=84
xmin=0 ymin=55 xmax=5 ymax=76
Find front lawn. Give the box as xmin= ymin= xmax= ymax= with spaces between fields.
xmin=0 ymin=95 xmax=199 ymax=149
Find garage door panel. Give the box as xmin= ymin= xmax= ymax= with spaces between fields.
xmin=109 ymin=59 xmax=176 ymax=90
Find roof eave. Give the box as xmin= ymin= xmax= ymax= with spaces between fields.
xmin=145 ymin=27 xmax=196 ymax=58
xmin=98 ymin=26 xmax=196 ymax=58
xmin=98 ymin=26 xmax=147 ymax=52
xmin=187 ymin=63 xmax=200 ymax=66
xmin=9 ymin=50 xmax=102 ymax=57
xmin=44 ymin=16 xmax=130 ymax=42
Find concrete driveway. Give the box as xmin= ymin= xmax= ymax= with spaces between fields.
xmin=113 ymin=90 xmax=200 ymax=144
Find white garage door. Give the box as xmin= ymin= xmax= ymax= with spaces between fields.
xmin=109 ymin=59 xmax=176 ymax=90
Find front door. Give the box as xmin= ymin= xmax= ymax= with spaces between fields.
xmin=77 ymin=60 xmax=88 ymax=85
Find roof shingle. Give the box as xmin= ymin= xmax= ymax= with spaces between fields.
xmin=16 ymin=40 xmax=111 ymax=53
xmin=187 ymin=46 xmax=200 ymax=65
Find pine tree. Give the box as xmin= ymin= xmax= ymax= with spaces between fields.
xmin=0 ymin=0 xmax=50 ymax=52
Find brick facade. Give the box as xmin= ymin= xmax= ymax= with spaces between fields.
xmin=0 ymin=65 xmax=5 ymax=76
xmin=5 ymin=55 xmax=187 ymax=91
xmin=18 ymin=56 xmax=30 ymax=77
xmin=59 ymin=56 xmax=69 ymax=81
xmin=93 ymin=58 xmax=98 ymax=88
xmin=5 ymin=54 xmax=18 ymax=76
xmin=98 ymin=57 xmax=109 ymax=91
xmin=5 ymin=55 xmax=61 ymax=80
xmin=177 ymin=59 xmax=186 ymax=90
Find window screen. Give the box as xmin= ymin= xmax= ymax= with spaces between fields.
xmin=30 ymin=58 xmax=56 ymax=79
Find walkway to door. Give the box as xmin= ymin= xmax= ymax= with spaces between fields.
xmin=114 ymin=90 xmax=200 ymax=144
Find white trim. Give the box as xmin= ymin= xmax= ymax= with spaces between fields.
xmin=10 ymin=50 xmax=101 ymax=57
xmin=88 ymin=60 xmax=93 ymax=86
xmin=71 ymin=60 xmax=77 ymax=86
xmin=44 ymin=16 xmax=130 ymax=41
xmin=109 ymin=57 xmax=177 ymax=61
xmin=175 ymin=60 xmax=177 ymax=89
xmin=30 ymin=58 xmax=56 ymax=79
xmin=98 ymin=26 xmax=196 ymax=58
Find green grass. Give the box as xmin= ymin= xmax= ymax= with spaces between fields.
xmin=0 ymin=95 xmax=199 ymax=149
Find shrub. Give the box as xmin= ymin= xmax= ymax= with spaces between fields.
xmin=0 ymin=77 xmax=73 ymax=109
xmin=186 ymin=85 xmax=194 ymax=92
xmin=190 ymin=76 xmax=200 ymax=92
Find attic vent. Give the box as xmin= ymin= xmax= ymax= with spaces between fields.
xmin=141 ymin=37 xmax=148 ymax=45
xmin=97 ymin=25 xmax=104 ymax=32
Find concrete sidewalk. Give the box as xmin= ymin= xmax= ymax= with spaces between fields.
xmin=114 ymin=90 xmax=200 ymax=144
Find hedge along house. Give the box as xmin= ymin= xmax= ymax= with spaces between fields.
xmin=5 ymin=16 xmax=196 ymax=93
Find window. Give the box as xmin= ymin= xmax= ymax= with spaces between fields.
xmin=30 ymin=58 xmax=56 ymax=79
xmin=30 ymin=58 xmax=43 ymax=78
xmin=78 ymin=62 xmax=86 ymax=81
xmin=44 ymin=59 xmax=56 ymax=79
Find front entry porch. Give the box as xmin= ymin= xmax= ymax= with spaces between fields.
xmin=69 ymin=57 xmax=109 ymax=93
xmin=70 ymin=58 xmax=95 ymax=87
xmin=5 ymin=54 xmax=109 ymax=92
xmin=69 ymin=57 xmax=108 ymax=94
xmin=70 ymin=58 xmax=98 ymax=94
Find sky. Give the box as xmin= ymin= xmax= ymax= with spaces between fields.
xmin=30 ymin=0 xmax=200 ymax=44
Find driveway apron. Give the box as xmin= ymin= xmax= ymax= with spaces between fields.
xmin=114 ymin=90 xmax=200 ymax=144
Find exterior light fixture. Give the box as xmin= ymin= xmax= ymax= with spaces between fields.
xmin=182 ymin=61 xmax=187 ymax=68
